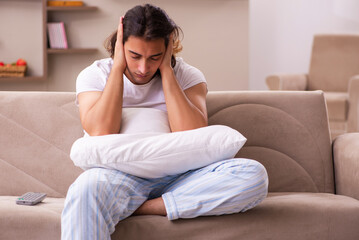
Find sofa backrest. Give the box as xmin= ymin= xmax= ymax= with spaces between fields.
xmin=308 ymin=34 xmax=359 ymax=92
xmin=0 ymin=90 xmax=334 ymax=197
xmin=0 ymin=91 xmax=83 ymax=198
xmin=207 ymin=91 xmax=334 ymax=193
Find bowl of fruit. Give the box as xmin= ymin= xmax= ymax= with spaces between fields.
xmin=0 ymin=58 xmax=27 ymax=77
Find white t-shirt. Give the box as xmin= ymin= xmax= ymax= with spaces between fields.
xmin=76 ymin=57 xmax=207 ymax=112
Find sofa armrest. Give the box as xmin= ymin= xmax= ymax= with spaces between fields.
xmin=347 ymin=75 xmax=359 ymax=132
xmin=333 ymin=133 xmax=359 ymax=200
xmin=266 ymin=74 xmax=308 ymax=90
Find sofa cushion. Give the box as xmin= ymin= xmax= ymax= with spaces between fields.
xmin=0 ymin=196 xmax=63 ymax=240
xmin=206 ymin=91 xmax=334 ymax=193
xmin=112 ymin=192 xmax=359 ymax=240
xmin=2 ymin=193 xmax=359 ymax=240
xmin=0 ymin=91 xmax=84 ymax=198
xmin=324 ymin=92 xmax=348 ymax=121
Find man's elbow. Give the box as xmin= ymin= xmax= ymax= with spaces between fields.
xmin=82 ymin=118 xmax=121 ymax=136
xmin=88 ymin=130 xmax=112 ymax=136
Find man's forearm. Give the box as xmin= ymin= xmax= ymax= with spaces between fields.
xmin=161 ymin=68 xmax=207 ymax=132
xmin=82 ymin=66 xmax=124 ymax=136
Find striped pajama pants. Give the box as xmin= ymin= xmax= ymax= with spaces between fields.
xmin=61 ymin=158 xmax=268 ymax=240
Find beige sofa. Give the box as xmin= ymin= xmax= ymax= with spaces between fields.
xmin=0 ymin=90 xmax=359 ymax=240
xmin=266 ymin=34 xmax=359 ymax=139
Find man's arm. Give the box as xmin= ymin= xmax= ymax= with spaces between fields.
xmin=78 ymin=17 xmax=126 ymax=136
xmin=160 ymin=35 xmax=208 ymax=132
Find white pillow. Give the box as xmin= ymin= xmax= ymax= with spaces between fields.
xmin=120 ymin=108 xmax=170 ymax=134
xmin=83 ymin=108 xmax=170 ymax=137
xmin=71 ymin=108 xmax=247 ymax=178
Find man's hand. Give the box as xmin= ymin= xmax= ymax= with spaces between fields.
xmin=159 ymin=33 xmax=174 ymax=73
xmin=113 ymin=16 xmax=127 ymax=72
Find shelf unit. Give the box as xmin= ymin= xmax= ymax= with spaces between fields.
xmin=47 ymin=6 xmax=97 ymax=11
xmin=45 ymin=1 xmax=98 ymax=62
xmin=46 ymin=3 xmax=98 ymax=54
xmin=0 ymin=0 xmax=47 ymax=82
xmin=0 ymin=76 xmax=46 ymax=82
xmin=47 ymin=48 xmax=98 ymax=54
xmin=0 ymin=0 xmax=98 ymax=82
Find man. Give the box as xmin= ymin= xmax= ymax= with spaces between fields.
xmin=62 ymin=4 xmax=268 ymax=240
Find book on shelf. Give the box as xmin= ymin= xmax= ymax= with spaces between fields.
xmin=47 ymin=1 xmax=84 ymax=7
xmin=47 ymin=22 xmax=68 ymax=49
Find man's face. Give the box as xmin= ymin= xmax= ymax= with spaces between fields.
xmin=124 ymin=36 xmax=166 ymax=85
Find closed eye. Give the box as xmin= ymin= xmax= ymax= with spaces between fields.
xmin=128 ymin=50 xmax=163 ymax=61
xmin=129 ymin=50 xmax=141 ymax=60
xmin=150 ymin=56 xmax=161 ymax=61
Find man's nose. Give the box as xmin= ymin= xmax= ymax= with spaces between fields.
xmin=138 ymin=60 xmax=149 ymax=74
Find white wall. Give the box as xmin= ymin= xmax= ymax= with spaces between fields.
xmin=249 ymin=0 xmax=359 ymax=90
xmin=0 ymin=0 xmax=249 ymax=92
